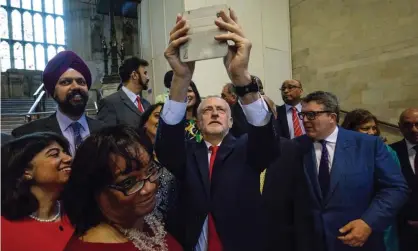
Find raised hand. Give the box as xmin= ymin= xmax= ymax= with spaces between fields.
xmin=214 ymin=8 xmax=252 ymax=86
xmin=165 ymin=15 xmax=195 ymax=81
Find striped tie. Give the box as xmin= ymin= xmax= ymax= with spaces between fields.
xmin=292 ymin=107 xmax=303 ymax=137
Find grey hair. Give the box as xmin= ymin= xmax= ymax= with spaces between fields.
xmin=302 ymin=91 xmax=340 ymax=122
xmin=224 ymin=83 xmax=236 ymax=95
xmin=197 ymin=95 xmax=232 ymax=120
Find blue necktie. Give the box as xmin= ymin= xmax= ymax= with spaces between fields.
xmin=318 ymin=140 xmax=330 ymax=198
xmin=70 ymin=122 xmax=83 ymax=150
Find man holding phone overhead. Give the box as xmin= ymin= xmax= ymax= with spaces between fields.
xmin=155 ymin=7 xmax=286 ymax=251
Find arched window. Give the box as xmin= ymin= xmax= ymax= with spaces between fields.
xmin=1 ymin=0 xmax=66 ymax=71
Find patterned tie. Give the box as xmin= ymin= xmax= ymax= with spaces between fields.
xmin=260 ymin=169 xmax=267 ymax=194
xmin=208 ymin=146 xmax=222 ymax=251
xmin=413 ymin=145 xmax=418 ymax=176
xmin=318 ymin=140 xmax=330 ymax=198
xmin=136 ymin=96 xmax=144 ymax=113
xmin=70 ymin=122 xmax=83 ymax=150
xmin=291 ymin=107 xmax=303 ymax=137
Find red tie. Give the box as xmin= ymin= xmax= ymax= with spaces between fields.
xmin=208 ymin=146 xmax=222 ymax=251
xmin=292 ymin=107 xmax=303 ymax=137
xmin=136 ymin=96 xmax=144 ymax=113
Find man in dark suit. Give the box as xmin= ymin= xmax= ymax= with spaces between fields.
xmin=390 ymin=108 xmax=418 ymax=251
xmin=97 ymin=57 xmax=151 ymax=127
xmin=155 ymin=9 xmax=305 ymax=251
xmin=12 ymin=51 xmax=104 ymax=156
xmin=295 ymin=91 xmax=408 ymax=251
xmin=1 ymin=133 xmax=13 ymax=145
xmin=277 ymin=79 xmax=304 ymax=139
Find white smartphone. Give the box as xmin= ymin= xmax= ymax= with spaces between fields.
xmin=179 ymin=4 xmax=229 ymax=63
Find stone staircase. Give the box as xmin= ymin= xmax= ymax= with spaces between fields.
xmin=1 ymin=98 xmax=57 ymax=134
xmin=1 ymin=98 xmax=97 ymax=134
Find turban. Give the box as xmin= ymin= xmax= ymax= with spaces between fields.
xmin=42 ymin=51 xmax=92 ymax=96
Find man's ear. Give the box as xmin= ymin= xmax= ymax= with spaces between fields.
xmin=228 ymin=117 xmax=233 ymax=129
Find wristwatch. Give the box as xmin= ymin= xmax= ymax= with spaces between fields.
xmin=233 ymin=76 xmax=259 ymax=97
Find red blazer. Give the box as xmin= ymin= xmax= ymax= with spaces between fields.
xmin=1 ymin=215 xmax=74 ymax=251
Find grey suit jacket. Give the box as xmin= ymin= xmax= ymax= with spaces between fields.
xmin=96 ymin=89 xmax=151 ymax=128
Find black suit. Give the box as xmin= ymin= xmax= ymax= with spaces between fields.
xmin=11 ymin=113 xmax=104 ymax=138
xmin=97 ymin=89 xmax=151 ymax=128
xmin=261 ymin=137 xmax=315 ymax=251
xmin=229 ymin=103 xmax=248 ymax=138
xmin=390 ymin=139 xmax=418 ymax=251
xmin=156 ymin=116 xmax=280 ymax=251
xmin=1 ymin=133 xmax=14 ymax=145
xmin=277 ymin=104 xmax=291 ymax=139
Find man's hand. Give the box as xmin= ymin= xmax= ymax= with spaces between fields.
xmin=165 ymin=14 xmax=195 ymax=102
xmin=214 ymin=8 xmax=252 ymax=86
xmin=338 ymin=219 xmax=372 ymax=247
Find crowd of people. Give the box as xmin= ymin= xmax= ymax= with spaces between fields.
xmin=1 ymin=8 xmax=418 ymax=251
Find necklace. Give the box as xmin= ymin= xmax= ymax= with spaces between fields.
xmin=118 ymin=215 xmax=168 ymax=251
xmin=29 ymin=201 xmax=61 ymax=222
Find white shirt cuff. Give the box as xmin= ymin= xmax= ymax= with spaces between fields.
xmin=161 ymin=99 xmax=187 ymax=125
xmin=239 ymin=96 xmax=271 ymax=126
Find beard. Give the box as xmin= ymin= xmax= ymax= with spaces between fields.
xmin=56 ymin=89 xmax=89 ymax=117
xmin=140 ymin=78 xmax=149 ymax=91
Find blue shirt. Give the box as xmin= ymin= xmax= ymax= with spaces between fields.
xmin=56 ymin=109 xmax=90 ymax=156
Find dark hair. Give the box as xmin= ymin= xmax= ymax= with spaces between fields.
xmin=163 ymin=70 xmax=173 ymax=89
xmin=189 ymin=81 xmax=202 ymax=118
xmin=302 ymin=91 xmax=340 ymax=122
xmin=61 ymin=125 xmax=151 ymax=236
xmin=341 ymin=109 xmax=381 ymax=136
xmin=119 ymin=57 xmax=149 ymax=82
xmin=1 ymin=132 xmax=69 ymax=220
xmin=137 ymin=103 xmax=164 ymax=153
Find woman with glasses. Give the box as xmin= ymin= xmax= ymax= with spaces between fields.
xmin=61 ymin=125 xmax=182 ymax=251
xmin=341 ymin=109 xmax=400 ymax=251
xmin=1 ymin=132 xmax=74 ymax=251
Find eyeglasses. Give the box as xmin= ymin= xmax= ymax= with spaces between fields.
xmin=280 ymin=85 xmax=301 ymax=92
xmin=298 ymin=111 xmax=332 ymax=121
xmin=108 ymin=160 xmax=163 ymax=196
xmin=401 ymin=122 xmax=418 ymax=130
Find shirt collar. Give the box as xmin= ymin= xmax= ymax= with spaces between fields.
xmin=319 ymin=126 xmax=339 ymax=143
xmin=205 ymin=140 xmax=222 ymax=149
xmin=122 ymin=86 xmax=139 ymax=103
xmin=405 ymin=139 xmax=417 ymax=151
xmin=285 ymin=103 xmax=302 ymax=112
xmin=56 ymin=108 xmax=88 ymax=132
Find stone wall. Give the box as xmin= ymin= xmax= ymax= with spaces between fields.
xmin=290 ymin=0 xmax=418 ymax=142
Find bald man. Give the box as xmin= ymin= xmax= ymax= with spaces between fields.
xmin=390 ymin=108 xmax=418 ymax=251
xmin=277 ymin=79 xmax=305 ymax=139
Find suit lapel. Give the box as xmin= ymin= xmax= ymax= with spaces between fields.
xmin=304 ymin=147 xmax=322 ymax=205
xmin=278 ymin=105 xmax=290 ymax=138
xmin=45 ymin=113 xmax=64 ymax=136
xmin=324 ymin=129 xmax=352 ymax=204
xmin=213 ymin=134 xmax=235 ymax=173
xmin=119 ymin=90 xmax=142 ymax=116
xmin=193 ymin=142 xmax=211 ymax=197
xmin=397 ymin=140 xmax=415 ymax=184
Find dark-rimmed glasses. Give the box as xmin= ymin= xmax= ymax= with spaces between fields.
xmin=108 ymin=160 xmax=163 ymax=196
xmin=280 ymin=85 xmax=301 ymax=92
xmin=298 ymin=111 xmax=332 ymax=121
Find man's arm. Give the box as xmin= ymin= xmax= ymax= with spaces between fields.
xmin=154 ymin=100 xmax=188 ymax=178
xmin=96 ymin=99 xmax=117 ymax=126
xmin=361 ymin=138 xmax=409 ymax=232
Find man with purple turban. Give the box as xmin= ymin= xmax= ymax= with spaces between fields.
xmin=12 ymin=51 xmax=104 ymax=156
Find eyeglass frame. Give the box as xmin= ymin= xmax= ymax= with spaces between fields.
xmin=108 ymin=160 xmax=163 ymax=196
xmin=280 ymin=85 xmax=301 ymax=92
xmin=298 ymin=111 xmax=333 ymax=121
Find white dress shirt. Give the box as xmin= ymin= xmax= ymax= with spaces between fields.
xmin=405 ymin=139 xmax=417 ymax=174
xmin=122 ymin=86 xmax=143 ymax=111
xmin=161 ymin=96 xmax=270 ymax=251
xmin=284 ymin=103 xmax=305 ymax=139
xmin=314 ymin=126 xmax=339 ymax=173
xmin=56 ymin=109 xmax=90 ymax=156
